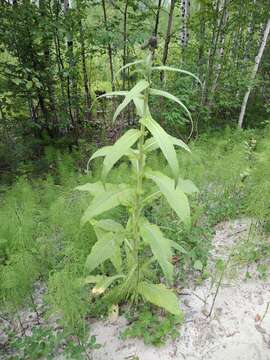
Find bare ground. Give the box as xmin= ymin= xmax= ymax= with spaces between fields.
xmin=90 ymin=219 xmax=270 ymax=360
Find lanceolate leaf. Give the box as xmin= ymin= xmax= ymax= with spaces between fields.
xmin=92 ymin=91 xmax=128 ymax=111
xmin=102 ymin=129 xmax=141 ymax=179
xmin=113 ymin=80 xmax=149 ymax=122
xmin=92 ymin=219 xmax=124 ymax=233
xmin=96 ymin=91 xmax=127 ymax=100
xmin=75 ymin=182 xmax=105 ymax=196
xmin=90 ymin=146 xmax=112 ymax=161
xmin=145 ymin=170 xmax=190 ymax=226
xmin=84 ymin=275 xmax=104 ymax=285
xmin=177 ymin=179 xmax=199 ymax=194
xmin=92 ymin=275 xmax=124 ymax=295
xmin=92 ymin=222 xmax=124 ymax=272
xmin=143 ymin=137 xmax=157 ymax=152
xmin=87 ymin=146 xmax=112 ymax=172
xmin=168 ymin=239 xmax=188 ymax=254
xmin=110 ymin=243 xmax=122 ymax=272
xmin=170 ymin=136 xmax=191 ymax=153
xmin=133 ymin=95 xmax=144 ymax=117
xmin=149 ymin=88 xmax=192 ymax=123
xmin=152 ymin=66 xmax=201 ymax=85
xmin=81 ymin=184 xmax=133 ymax=225
xmin=140 ymin=220 xmax=173 ymax=283
xmin=140 ymin=117 xmax=179 ymax=181
xmin=144 ymin=136 xmax=190 ymax=153
xmin=137 ymin=282 xmax=182 ymax=316
xmin=85 ymin=232 xmax=124 ymax=273
xmin=115 ymin=60 xmax=144 ymax=78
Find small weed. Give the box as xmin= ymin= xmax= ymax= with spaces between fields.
xmin=257 ymin=264 xmax=268 ymax=280
xmin=8 ymin=327 xmax=60 ymax=360
xmin=232 ymin=227 xmax=270 ymax=278
xmin=121 ymin=305 xmax=183 ymax=346
xmin=5 ymin=326 xmax=100 ymax=360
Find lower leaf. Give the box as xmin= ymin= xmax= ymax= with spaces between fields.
xmin=92 ymin=275 xmax=125 ymax=296
xmin=85 ymin=232 xmax=124 ymax=273
xmin=137 ymin=281 xmax=182 ymax=316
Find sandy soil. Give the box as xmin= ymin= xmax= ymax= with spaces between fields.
xmin=90 ymin=219 xmax=270 ymax=360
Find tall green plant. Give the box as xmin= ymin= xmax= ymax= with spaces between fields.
xmin=76 ymin=53 xmax=199 ymax=316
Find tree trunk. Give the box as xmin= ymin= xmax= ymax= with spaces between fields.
xmin=64 ymin=0 xmax=80 ymax=137
xmin=238 ymin=18 xmax=270 ymax=128
xmin=122 ymin=0 xmax=129 ymax=90
xmin=50 ymin=0 xmax=69 ymax=124
xmin=197 ymin=2 xmax=206 ymax=78
xmin=150 ymin=0 xmax=162 ymax=58
xmin=180 ymin=0 xmax=190 ymax=47
xmin=40 ymin=0 xmax=59 ymax=136
xmin=210 ymin=0 xmax=229 ymax=96
xmin=102 ymin=0 xmax=115 ymax=91
xmin=244 ymin=0 xmax=256 ymax=62
xmin=0 ymin=104 xmax=10 ymax=143
xmin=201 ymin=0 xmax=227 ymax=106
xmin=79 ymin=19 xmax=92 ymax=122
xmin=153 ymin=0 xmax=162 ymax=37
xmin=160 ymin=0 xmax=176 ymax=81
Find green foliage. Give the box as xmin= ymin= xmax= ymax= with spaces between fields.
xmin=0 ymin=156 xmax=96 ymax=343
xmin=0 ymin=0 xmax=270 ymax=348
xmin=1 ymin=117 xmax=270 ymax=349
xmin=6 ymin=327 xmax=100 ymax=360
xmin=8 ymin=327 xmax=61 ymax=360
xmin=1 ymin=0 xmax=269 ymax=184
xmin=231 ymin=221 xmax=270 ymax=280
xmin=122 ymin=305 xmax=183 ymax=346
xmin=77 ymin=54 xmax=197 ymax=315
xmin=244 ymin=129 xmax=270 ymax=229
xmin=1 ymin=252 xmax=39 ymax=310
xmin=47 ymin=270 xmax=88 ymax=336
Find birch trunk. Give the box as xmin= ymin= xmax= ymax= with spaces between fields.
xmin=238 ymin=18 xmax=270 ymax=128
xmin=244 ymin=0 xmax=256 ymax=62
xmin=197 ymin=1 xmax=206 ymax=77
xmin=180 ymin=0 xmax=190 ymax=47
xmin=201 ymin=0 xmax=221 ymax=105
xmin=210 ymin=0 xmax=229 ymax=95
xmin=160 ymin=0 xmax=176 ymax=81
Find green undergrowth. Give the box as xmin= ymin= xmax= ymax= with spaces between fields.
xmin=7 ymin=326 xmax=100 ymax=360
xmin=121 ymin=304 xmax=183 ymax=346
xmin=0 ymin=126 xmax=270 ymax=356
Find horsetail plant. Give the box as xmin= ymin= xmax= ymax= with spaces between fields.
xmin=76 ymin=52 xmax=200 ymax=316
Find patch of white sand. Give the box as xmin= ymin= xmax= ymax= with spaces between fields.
xmin=91 ymin=219 xmax=270 ymax=360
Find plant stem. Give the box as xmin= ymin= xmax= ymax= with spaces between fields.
xmin=30 ymin=293 xmax=40 ymax=325
xmin=16 ymin=310 xmax=25 ymax=335
xmin=132 ymin=119 xmax=145 ymax=287
xmin=260 ymin=302 xmax=269 ymax=325
xmin=77 ymin=335 xmax=92 ymax=360
xmin=132 ymin=52 xmax=152 ymax=291
xmin=207 ymin=253 xmax=232 ymax=318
